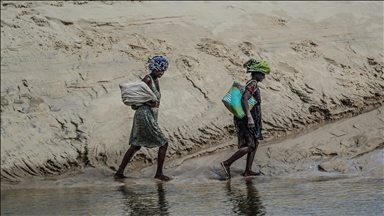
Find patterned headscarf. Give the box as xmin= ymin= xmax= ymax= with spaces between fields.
xmin=148 ymin=56 xmax=169 ymax=72
xmin=244 ymin=59 xmax=270 ymax=75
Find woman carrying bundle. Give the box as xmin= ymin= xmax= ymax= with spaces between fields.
xmin=221 ymin=59 xmax=270 ymax=179
xmin=114 ymin=56 xmax=172 ymax=181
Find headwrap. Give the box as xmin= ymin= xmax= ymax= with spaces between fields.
xmin=243 ymin=59 xmax=270 ymax=75
xmin=148 ymin=56 xmax=168 ymax=72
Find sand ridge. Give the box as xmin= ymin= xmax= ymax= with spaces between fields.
xmin=1 ymin=1 xmax=383 ymax=189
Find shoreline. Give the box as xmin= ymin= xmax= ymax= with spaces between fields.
xmin=2 ymin=106 xmax=383 ymax=191
xmin=1 ymin=1 xmax=383 ymax=190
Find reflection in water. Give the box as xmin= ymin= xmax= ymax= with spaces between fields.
xmin=225 ymin=178 xmax=266 ymax=215
xmin=119 ymin=183 xmax=169 ymax=216
xmin=2 ymin=177 xmax=382 ymax=215
xmin=157 ymin=183 xmax=169 ymax=215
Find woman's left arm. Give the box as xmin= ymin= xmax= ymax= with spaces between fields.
xmin=144 ymin=101 xmax=159 ymax=107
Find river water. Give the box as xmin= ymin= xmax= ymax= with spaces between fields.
xmin=1 ymin=176 xmax=382 ymax=216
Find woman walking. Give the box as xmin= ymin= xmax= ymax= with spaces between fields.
xmin=114 ymin=56 xmax=172 ymax=181
xmin=221 ymin=59 xmax=270 ymax=179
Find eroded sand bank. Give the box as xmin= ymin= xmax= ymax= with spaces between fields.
xmin=1 ymin=1 xmax=383 ymax=189
xmin=2 ymin=106 xmax=382 ymax=190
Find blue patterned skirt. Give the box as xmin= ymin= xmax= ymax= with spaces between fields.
xmin=129 ymin=105 xmax=168 ymax=148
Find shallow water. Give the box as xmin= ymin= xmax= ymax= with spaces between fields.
xmin=1 ymin=176 xmax=383 ymax=216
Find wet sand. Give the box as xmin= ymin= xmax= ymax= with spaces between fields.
xmin=1 ymin=1 xmax=383 ymax=192
xmin=3 ymin=106 xmax=383 ymax=190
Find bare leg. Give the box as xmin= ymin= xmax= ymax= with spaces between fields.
xmin=114 ymin=145 xmax=141 ymax=179
xmin=221 ymin=134 xmax=254 ymax=179
xmin=242 ymin=140 xmax=260 ymax=177
xmin=154 ymin=143 xmax=172 ymax=181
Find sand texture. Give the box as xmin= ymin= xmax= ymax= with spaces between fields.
xmin=1 ymin=1 xmax=383 ymax=189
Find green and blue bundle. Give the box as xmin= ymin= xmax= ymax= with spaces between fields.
xmin=222 ymin=81 xmax=258 ymax=119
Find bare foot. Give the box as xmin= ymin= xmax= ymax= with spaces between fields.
xmin=221 ymin=162 xmax=231 ymax=179
xmin=154 ymin=174 xmax=173 ymax=181
xmin=114 ymin=173 xmax=127 ymax=179
xmin=242 ymin=171 xmax=261 ymax=177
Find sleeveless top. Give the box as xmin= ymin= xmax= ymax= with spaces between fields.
xmin=234 ymin=79 xmax=263 ymax=141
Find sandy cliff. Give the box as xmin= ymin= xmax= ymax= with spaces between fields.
xmin=1 ymin=1 xmax=383 ymax=186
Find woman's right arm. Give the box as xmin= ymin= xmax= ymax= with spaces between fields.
xmin=242 ymin=90 xmax=254 ymax=128
xmin=242 ymin=81 xmax=257 ymax=128
xmin=142 ymin=75 xmax=159 ymax=107
xmin=142 ymin=75 xmax=152 ymax=89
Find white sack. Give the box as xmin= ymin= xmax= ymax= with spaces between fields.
xmin=119 ymin=81 xmax=157 ymax=106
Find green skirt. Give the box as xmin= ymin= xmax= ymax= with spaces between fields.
xmin=129 ymin=105 xmax=168 ymax=148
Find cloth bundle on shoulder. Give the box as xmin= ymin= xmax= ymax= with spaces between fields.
xmin=222 ymin=81 xmax=258 ymax=119
xmin=119 ymin=81 xmax=157 ymax=107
